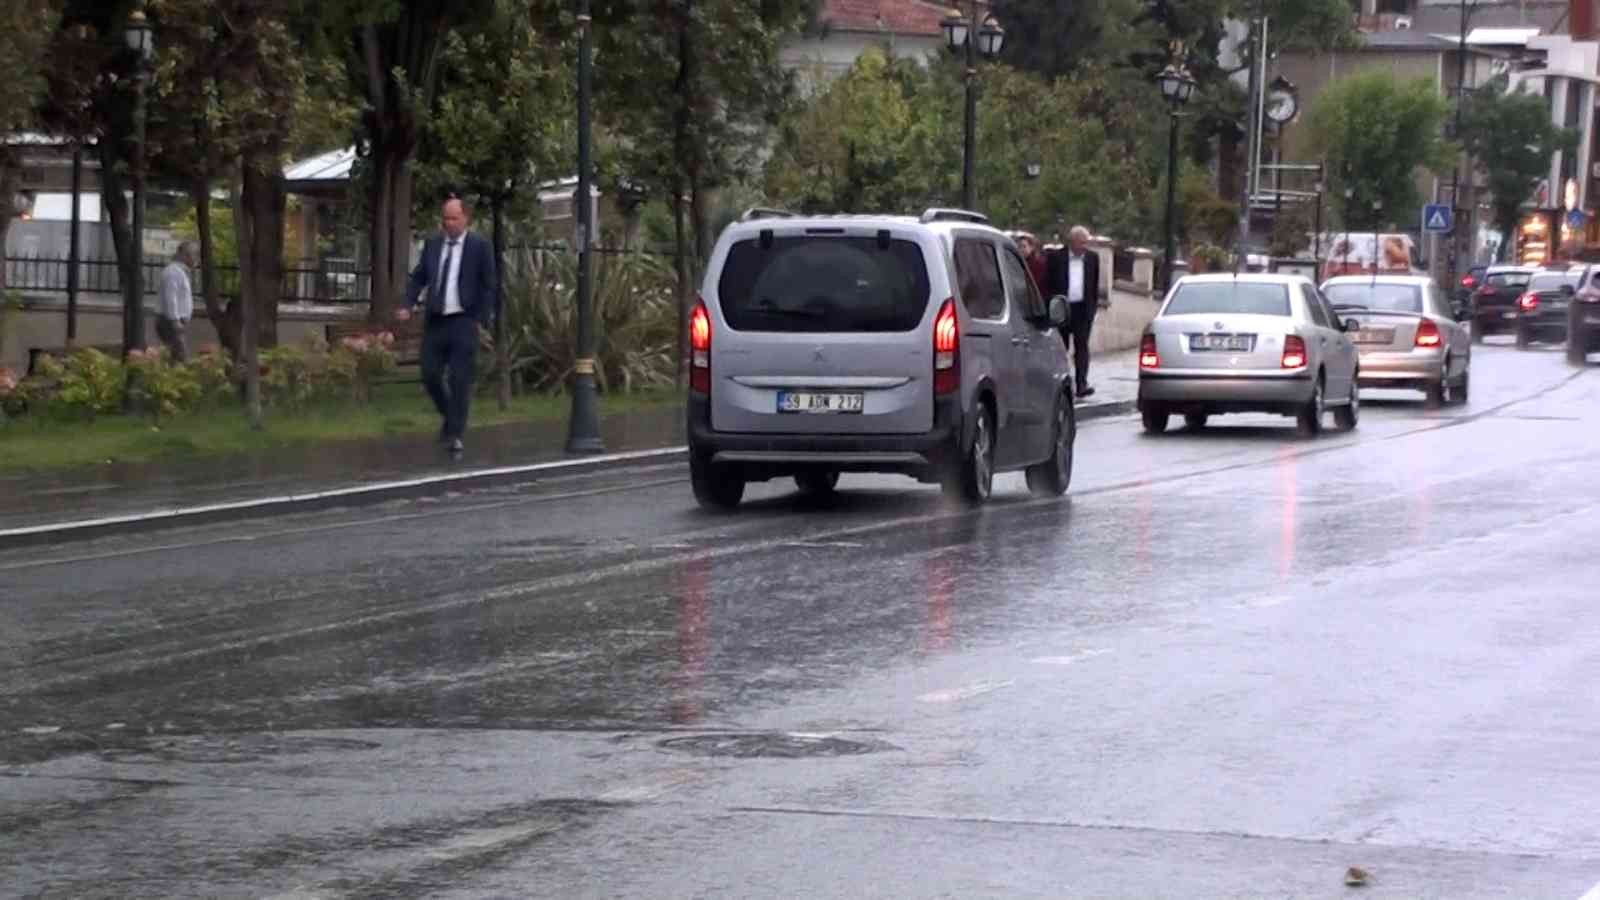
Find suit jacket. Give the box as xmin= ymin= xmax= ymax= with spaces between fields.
xmin=405 ymin=231 xmax=497 ymax=326
xmin=1044 ymin=248 xmax=1101 ymax=307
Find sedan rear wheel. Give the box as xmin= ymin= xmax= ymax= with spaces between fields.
xmin=1334 ymin=377 xmax=1359 ymax=431
xmin=1183 ymin=412 xmax=1209 ymax=431
xmin=1296 ymin=376 xmax=1324 ymax=439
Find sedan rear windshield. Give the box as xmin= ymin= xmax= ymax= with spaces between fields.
xmin=1528 ymin=273 xmax=1577 ymax=292
xmin=1323 ymin=283 xmax=1422 ymax=313
xmin=1484 ymin=271 xmax=1531 ymax=288
xmin=716 ymin=235 xmax=930 ymax=333
xmin=1164 ymin=282 xmax=1290 ymax=317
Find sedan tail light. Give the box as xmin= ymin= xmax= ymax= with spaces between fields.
xmin=1517 ymin=292 xmax=1538 ymax=312
xmin=1139 ymin=332 xmax=1160 ymax=369
xmin=1281 ymin=335 xmax=1307 ymax=369
xmin=1414 ymin=318 xmax=1443 ymax=347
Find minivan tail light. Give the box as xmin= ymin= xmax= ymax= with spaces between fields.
xmin=689 ymin=298 xmax=711 ymax=394
xmin=933 ymin=298 xmax=959 ymax=395
xmin=1139 ymin=332 xmax=1160 ymax=369
xmin=1281 ymin=335 xmax=1307 ymax=369
xmin=1414 ymin=317 xmax=1443 ymax=347
xmin=1516 ymin=292 xmax=1538 ymax=312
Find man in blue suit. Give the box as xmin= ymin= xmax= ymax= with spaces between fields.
xmin=398 ymin=197 xmax=497 ymax=454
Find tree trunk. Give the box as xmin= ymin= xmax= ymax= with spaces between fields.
xmin=99 ymin=141 xmax=135 ymax=342
xmin=193 ymin=177 xmax=241 ymax=357
xmin=493 ymin=196 xmax=510 ymax=411
xmin=234 ymin=166 xmax=262 ymax=429
xmin=671 ymin=186 xmax=689 ymax=390
xmin=366 ymin=144 xmax=413 ymax=325
xmin=240 ymin=163 xmax=285 ymax=350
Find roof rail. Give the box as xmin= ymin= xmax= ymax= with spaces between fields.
xmin=919 ymin=208 xmax=990 ymax=225
xmin=740 ymin=207 xmax=797 ymax=222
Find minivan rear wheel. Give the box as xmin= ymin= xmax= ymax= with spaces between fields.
xmin=691 ymin=451 xmax=745 ymax=511
xmin=1025 ymin=393 xmax=1075 ymax=498
xmin=794 ymin=469 xmax=839 ymax=496
xmin=945 ymin=404 xmax=994 ymax=505
xmin=1141 ymin=406 xmax=1169 ymax=434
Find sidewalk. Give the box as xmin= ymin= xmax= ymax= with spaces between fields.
xmin=0 ymin=349 xmax=1140 ymax=544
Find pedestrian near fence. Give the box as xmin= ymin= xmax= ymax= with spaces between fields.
xmin=156 ymin=241 xmax=196 ymax=362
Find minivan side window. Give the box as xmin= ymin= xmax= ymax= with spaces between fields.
xmin=999 ymin=248 xmax=1045 ymax=321
xmin=953 ymin=238 xmax=1006 ymax=320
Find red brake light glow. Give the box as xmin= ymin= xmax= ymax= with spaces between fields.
xmin=1139 ymin=332 xmax=1160 ymax=369
xmin=933 ymin=298 xmax=959 ymax=395
xmin=1516 ymin=292 xmax=1538 ymax=312
xmin=1281 ymin=335 xmax=1307 ymax=369
xmin=689 ymin=298 xmax=711 ymax=393
xmin=1415 ymin=318 xmax=1443 ymax=347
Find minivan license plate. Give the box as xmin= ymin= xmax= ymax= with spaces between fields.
xmin=778 ymin=391 xmax=864 ymax=414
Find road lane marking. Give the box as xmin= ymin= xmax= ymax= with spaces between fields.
xmin=1577 ymin=879 xmax=1600 ymax=900
xmin=917 ymin=680 xmax=1014 ymax=703
xmin=1030 ymin=649 xmax=1112 ymax=665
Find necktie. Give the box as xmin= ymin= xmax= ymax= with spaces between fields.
xmin=433 ymin=240 xmax=457 ymax=309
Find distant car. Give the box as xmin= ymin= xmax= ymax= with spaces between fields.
xmin=1321 ymin=274 xmax=1471 ymax=406
xmin=1137 ymin=273 xmax=1359 ymax=438
xmin=1456 ymin=265 xmax=1488 ymax=306
xmin=685 ymin=207 xmax=1076 ymax=511
xmin=1470 ymin=265 xmax=1537 ymax=340
xmin=1513 ymin=266 xmax=1590 ymax=349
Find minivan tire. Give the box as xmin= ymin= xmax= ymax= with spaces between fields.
xmin=1025 ymin=393 xmax=1075 ymax=498
xmin=945 ymin=404 xmax=994 ymax=506
xmin=1141 ymin=406 xmax=1169 ymax=435
xmin=691 ymin=451 xmax=745 ymax=511
xmin=795 ymin=469 xmax=840 ymax=496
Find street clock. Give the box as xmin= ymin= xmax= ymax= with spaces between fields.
xmin=1265 ymin=76 xmax=1298 ymax=124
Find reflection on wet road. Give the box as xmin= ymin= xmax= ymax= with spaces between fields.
xmin=5 ymin=344 xmax=1600 ymax=898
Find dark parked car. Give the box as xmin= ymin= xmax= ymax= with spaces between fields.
xmin=1568 ymin=273 xmax=1600 ymax=365
xmin=1514 ymin=266 xmax=1591 ymax=349
xmin=1456 ymin=265 xmax=1488 ymax=306
xmin=1471 ymin=265 xmax=1537 ymax=341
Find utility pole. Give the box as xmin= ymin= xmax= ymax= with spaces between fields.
xmin=1236 ymin=14 xmax=1266 ymax=271
xmin=1448 ymin=0 xmax=1471 ymax=279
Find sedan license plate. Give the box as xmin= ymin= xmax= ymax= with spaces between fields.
xmin=1354 ymin=328 xmax=1394 ymax=344
xmin=777 ymin=391 xmax=864 ymax=414
xmin=1190 ymin=333 xmax=1253 ymax=352
xmin=1502 ymin=311 xmax=1519 ymax=320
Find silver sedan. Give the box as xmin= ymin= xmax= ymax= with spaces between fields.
xmin=1320 ymin=275 xmax=1471 ymax=406
xmin=1138 ymin=273 xmax=1360 ymax=438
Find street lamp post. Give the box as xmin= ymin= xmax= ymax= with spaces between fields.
xmin=124 ymin=7 xmax=153 ymax=355
xmin=566 ymin=0 xmax=604 ymax=455
xmin=942 ymin=5 xmax=1004 ymax=211
xmin=1157 ymin=63 xmax=1197 ymax=292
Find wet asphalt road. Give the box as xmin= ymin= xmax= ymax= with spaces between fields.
xmin=5 ymin=341 xmax=1600 ymax=898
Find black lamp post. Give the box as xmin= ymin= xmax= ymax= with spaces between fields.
xmin=1157 ymin=63 xmax=1197 ymax=292
xmin=566 ymin=0 xmax=604 ymax=455
xmin=124 ymin=6 xmax=153 ymax=355
xmin=942 ymin=5 xmax=1004 ymax=211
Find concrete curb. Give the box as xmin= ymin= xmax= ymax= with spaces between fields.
xmin=0 ymin=399 xmax=1137 ymax=550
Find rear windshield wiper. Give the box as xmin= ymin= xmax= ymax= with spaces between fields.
xmin=1332 ymin=303 xmax=1368 ymax=311
xmin=753 ymin=299 xmax=827 ymax=318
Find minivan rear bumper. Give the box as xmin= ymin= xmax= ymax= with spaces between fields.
xmin=687 ymin=394 xmax=962 ymax=476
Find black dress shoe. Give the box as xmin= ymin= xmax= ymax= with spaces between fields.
xmin=448 ymin=437 xmax=464 ymax=454
xmin=1076 ymin=384 xmax=1096 ymax=398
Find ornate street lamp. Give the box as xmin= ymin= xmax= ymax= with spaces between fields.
xmin=1157 ymin=63 xmax=1197 ymax=291
xmin=567 ymin=0 xmax=604 ymax=454
xmin=943 ymin=5 xmax=1005 ymax=210
xmin=124 ymin=6 xmax=154 ymax=355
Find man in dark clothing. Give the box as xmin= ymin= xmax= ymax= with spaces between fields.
xmin=396 ymin=197 xmax=497 ymax=454
xmin=1044 ymin=225 xmax=1100 ymax=398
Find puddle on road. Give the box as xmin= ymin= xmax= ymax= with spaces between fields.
xmin=656 ymin=731 xmax=898 ymax=759
xmin=99 ymin=734 xmax=381 ymax=764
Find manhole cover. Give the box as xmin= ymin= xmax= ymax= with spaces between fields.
xmin=100 ymin=734 xmax=381 ymax=764
xmin=656 ymin=732 xmax=896 ymax=759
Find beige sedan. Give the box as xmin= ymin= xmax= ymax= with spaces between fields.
xmin=1320 ymin=275 xmax=1472 ymax=406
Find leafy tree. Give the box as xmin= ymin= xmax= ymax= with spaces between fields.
xmin=0 ymin=0 xmax=60 ymax=288
xmin=1306 ymin=71 xmax=1453 ymax=231
xmin=417 ymin=0 xmax=574 ymax=408
xmin=1459 ymin=75 xmax=1579 ymax=260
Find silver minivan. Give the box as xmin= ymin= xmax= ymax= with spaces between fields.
xmin=686 ymin=208 xmax=1076 ymax=510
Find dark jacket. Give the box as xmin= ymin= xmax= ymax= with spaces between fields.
xmin=405 ymin=231 xmax=497 ymax=325
xmin=1044 ymin=248 xmax=1101 ymax=307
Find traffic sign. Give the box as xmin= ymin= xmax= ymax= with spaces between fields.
xmin=1568 ymin=209 xmax=1587 ymax=229
xmin=1423 ymin=204 xmax=1453 ymax=234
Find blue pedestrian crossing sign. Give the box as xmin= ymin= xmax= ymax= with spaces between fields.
xmin=1423 ymin=204 xmax=1453 ymax=234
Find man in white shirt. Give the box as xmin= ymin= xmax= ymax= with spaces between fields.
xmin=1045 ymin=225 xmax=1101 ymax=398
xmin=156 ymin=241 xmax=196 ymax=362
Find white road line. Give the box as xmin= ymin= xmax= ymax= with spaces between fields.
xmin=1575 ymin=879 xmax=1600 ymax=900
xmin=917 ymin=680 xmax=1014 ymax=704
xmin=1030 ymin=649 xmax=1112 ymax=666
xmin=0 ymin=446 xmax=687 ymax=541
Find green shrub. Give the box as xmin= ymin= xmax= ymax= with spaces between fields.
xmin=335 ymin=331 xmax=397 ymax=403
xmin=492 ymin=247 xmax=679 ymax=394
xmin=260 ymin=338 xmax=364 ymax=408
xmin=35 ymin=348 xmax=125 ymax=418
xmin=125 ymin=347 xmax=204 ymax=422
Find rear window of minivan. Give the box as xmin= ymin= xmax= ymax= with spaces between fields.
xmin=1164 ymin=282 xmax=1290 ymax=317
xmin=716 ymin=235 xmax=930 ymax=333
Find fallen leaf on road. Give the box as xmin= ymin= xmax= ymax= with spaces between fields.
xmin=21 ymin=726 xmax=61 ymax=735
xmin=1344 ymin=866 xmax=1369 ymax=887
